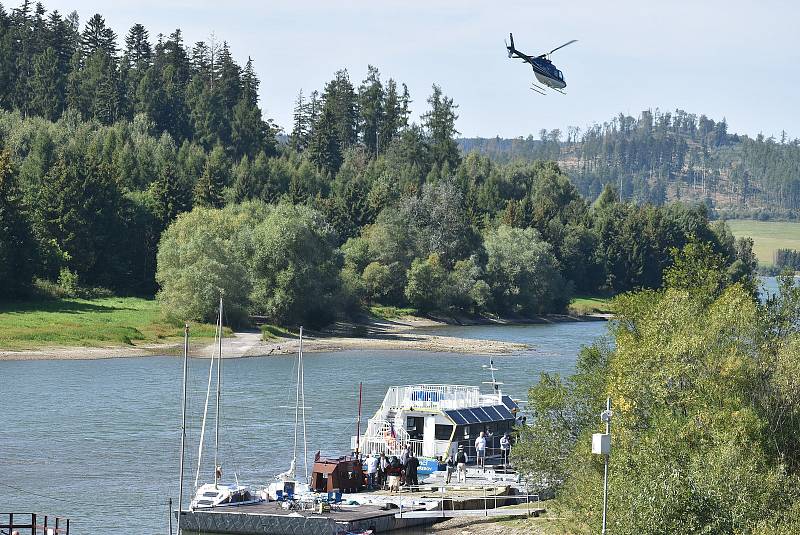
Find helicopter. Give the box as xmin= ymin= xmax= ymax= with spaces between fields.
xmin=505 ymin=33 xmax=577 ymax=94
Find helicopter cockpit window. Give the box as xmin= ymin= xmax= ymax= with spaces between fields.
xmin=557 ymin=70 xmax=563 ymax=80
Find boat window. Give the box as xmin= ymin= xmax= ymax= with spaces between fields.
xmin=197 ymin=500 xmax=213 ymax=505
xmin=202 ymin=491 xmax=219 ymax=497
xmin=435 ymin=424 xmax=454 ymax=441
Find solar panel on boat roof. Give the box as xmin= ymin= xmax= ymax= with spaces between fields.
xmin=460 ymin=409 xmax=480 ymax=424
xmin=495 ymin=404 xmax=514 ymax=419
xmin=502 ymin=395 xmax=518 ymax=410
xmin=445 ymin=410 xmax=468 ymax=425
xmin=472 ymin=407 xmax=494 ymax=422
xmin=483 ymin=406 xmax=503 ymax=420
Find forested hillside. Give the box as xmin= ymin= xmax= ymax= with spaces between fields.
xmin=460 ymin=109 xmax=800 ymax=217
xmin=0 ymin=2 xmax=759 ymax=328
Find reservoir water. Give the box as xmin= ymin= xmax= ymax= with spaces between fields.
xmin=0 ymin=320 xmax=608 ymax=535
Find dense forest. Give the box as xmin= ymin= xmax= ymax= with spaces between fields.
xmin=513 ymin=261 xmax=800 ymax=533
xmin=0 ymin=2 xmax=759 ymax=328
xmin=460 ymin=109 xmax=800 ymax=217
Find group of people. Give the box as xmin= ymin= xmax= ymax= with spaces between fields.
xmin=444 ymin=431 xmax=513 ymax=483
xmin=364 ymin=445 xmax=420 ymax=493
xmin=363 ymin=430 xmax=514 ymax=490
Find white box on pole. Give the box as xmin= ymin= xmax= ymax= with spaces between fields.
xmin=592 ymin=433 xmax=610 ymax=455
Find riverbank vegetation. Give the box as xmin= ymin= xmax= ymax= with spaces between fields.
xmin=0 ymin=295 xmax=219 ymax=350
xmin=0 ymin=2 xmax=761 ymax=331
xmin=512 ymin=250 xmax=800 ymax=533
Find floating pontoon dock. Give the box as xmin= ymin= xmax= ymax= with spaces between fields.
xmin=177 ymin=502 xmax=438 ymax=535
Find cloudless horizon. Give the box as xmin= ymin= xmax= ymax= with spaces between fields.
xmin=39 ymin=0 xmax=800 ymax=140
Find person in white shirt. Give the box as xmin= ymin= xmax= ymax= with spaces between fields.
xmin=474 ymin=431 xmax=487 ymax=471
xmin=366 ymin=454 xmax=379 ymax=490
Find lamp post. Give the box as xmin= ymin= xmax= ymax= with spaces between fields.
xmin=592 ymin=397 xmax=612 ymax=535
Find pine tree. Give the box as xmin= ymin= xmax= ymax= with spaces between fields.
xmin=193 ymin=145 xmax=229 ymax=208
xmin=0 ymin=150 xmax=36 ymax=297
xmin=124 ymin=23 xmax=152 ymax=69
xmin=308 ymin=105 xmax=343 ymax=176
xmin=0 ymin=5 xmax=14 ymax=109
xmin=83 ymin=49 xmax=121 ymax=124
xmin=422 ymin=84 xmax=460 ymax=170
xmin=11 ymin=1 xmax=35 ymax=115
xmin=186 ymin=74 xmax=224 ymax=149
xmin=29 ymin=47 xmax=61 ymax=120
xmin=231 ymin=59 xmax=273 ymax=158
xmin=231 ymin=96 xmax=270 ymax=159
xmin=322 ymin=69 xmax=358 ymax=150
xmin=231 ymin=155 xmax=254 ymax=203
xmin=214 ymin=41 xmax=241 ymax=145
xmin=150 ymin=163 xmax=187 ymax=229
xmin=290 ymin=90 xmax=310 ymax=152
xmin=81 ymin=14 xmax=117 ymax=58
xmin=380 ymin=78 xmax=402 ymax=151
xmin=161 ymin=29 xmax=191 ymax=85
xmin=358 ymin=65 xmax=384 ymax=156
xmin=241 ymin=57 xmax=259 ymax=106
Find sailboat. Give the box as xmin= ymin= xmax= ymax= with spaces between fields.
xmin=190 ymin=295 xmax=263 ymax=509
xmin=262 ymin=326 xmax=311 ymax=501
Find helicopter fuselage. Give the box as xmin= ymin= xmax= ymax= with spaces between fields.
xmin=529 ymin=57 xmax=566 ymax=89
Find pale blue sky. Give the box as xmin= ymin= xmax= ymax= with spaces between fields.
xmin=40 ymin=0 xmax=800 ymax=139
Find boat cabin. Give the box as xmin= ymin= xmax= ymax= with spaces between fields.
xmin=310 ymin=453 xmax=364 ymax=493
xmin=353 ymin=384 xmax=518 ymax=464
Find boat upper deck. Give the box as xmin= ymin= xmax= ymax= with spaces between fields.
xmin=379 ymin=384 xmax=515 ymax=412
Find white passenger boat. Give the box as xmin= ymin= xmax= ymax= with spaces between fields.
xmin=353 ymin=362 xmax=519 ymax=476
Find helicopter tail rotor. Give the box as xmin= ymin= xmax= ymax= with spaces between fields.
xmin=506 ymin=33 xmax=515 ymax=58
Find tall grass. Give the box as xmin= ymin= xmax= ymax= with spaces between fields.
xmin=0 ymin=297 xmax=219 ymax=350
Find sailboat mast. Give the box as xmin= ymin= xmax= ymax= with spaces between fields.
xmin=194 ymin=323 xmax=217 ymax=489
xmin=177 ymin=323 xmax=189 ymax=533
xmin=214 ymin=294 xmax=223 ymax=488
xmin=356 ymin=382 xmax=363 ymax=458
xmin=292 ymin=327 xmax=301 ymax=473
xmin=300 ymin=327 xmax=309 ymax=481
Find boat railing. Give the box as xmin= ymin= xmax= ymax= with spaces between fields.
xmin=377 ymin=385 xmax=484 ymax=412
xmin=396 ymin=488 xmax=542 ymax=519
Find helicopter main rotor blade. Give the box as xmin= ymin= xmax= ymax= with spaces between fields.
xmin=548 ymin=39 xmax=577 ymax=55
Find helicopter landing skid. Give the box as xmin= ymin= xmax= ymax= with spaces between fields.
xmin=530 ymin=82 xmax=566 ymax=95
xmin=530 ymin=83 xmax=546 ymax=95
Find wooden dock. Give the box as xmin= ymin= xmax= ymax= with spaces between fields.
xmin=1 ymin=513 xmax=70 ymax=535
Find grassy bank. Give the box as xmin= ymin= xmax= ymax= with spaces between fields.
xmin=726 ymin=219 xmax=800 ymax=266
xmin=568 ymin=295 xmax=613 ymax=315
xmin=0 ymin=296 xmax=219 ymax=350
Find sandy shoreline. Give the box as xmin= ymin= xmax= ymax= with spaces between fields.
xmin=0 ymin=314 xmax=608 ymax=361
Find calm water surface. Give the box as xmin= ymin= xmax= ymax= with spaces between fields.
xmin=0 ymin=278 xmax=783 ymax=534
xmin=0 ymin=321 xmax=607 ymax=535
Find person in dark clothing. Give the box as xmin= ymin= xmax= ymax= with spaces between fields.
xmin=445 ymin=455 xmax=456 ymax=484
xmin=455 ymin=446 xmax=468 ymax=483
xmin=386 ymin=456 xmax=403 ymax=493
xmin=405 ymin=453 xmax=420 ymax=490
